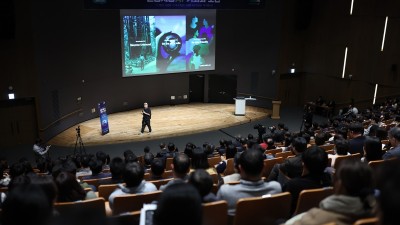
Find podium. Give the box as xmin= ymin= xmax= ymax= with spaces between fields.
xmin=234 ymin=97 xmax=256 ymax=116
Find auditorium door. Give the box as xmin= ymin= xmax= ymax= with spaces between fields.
xmin=208 ymin=75 xmax=237 ymax=103
xmin=189 ymin=74 xmax=205 ymax=102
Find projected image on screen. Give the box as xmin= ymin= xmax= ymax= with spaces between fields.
xmin=121 ymin=10 xmax=216 ymax=77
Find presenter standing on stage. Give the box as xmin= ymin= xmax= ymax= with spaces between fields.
xmin=141 ymin=102 xmax=152 ymax=134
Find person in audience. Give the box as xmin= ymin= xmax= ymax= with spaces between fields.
xmin=98 ymin=157 xmax=125 ymax=185
xmin=216 ymin=144 xmax=237 ymax=174
xmin=153 ymin=183 xmax=202 ymax=225
xmin=348 ymin=122 xmax=366 ymax=156
xmin=160 ymin=154 xmax=191 ymax=191
xmin=376 ymin=159 xmax=400 ymax=225
xmin=150 ymin=158 xmax=165 ymax=180
xmin=144 ymin=150 xmax=155 ymax=172
xmin=29 ymin=174 xmax=58 ymax=208
xmin=1 ymin=183 xmax=53 ymax=225
xmin=204 ymin=143 xmax=216 ymax=158
xmin=222 ymin=152 xmax=242 ymax=183
xmin=81 ymin=159 xmax=111 ymax=180
xmin=156 ymin=142 xmax=168 ymax=158
xmin=217 ymin=149 xmax=282 ymax=215
xmin=283 ymin=146 xmax=332 ymax=214
xmin=124 ymin=153 xmax=138 ymax=164
xmin=76 ymin=155 xmax=92 ymax=177
xmin=328 ymin=139 xmax=350 ymax=167
xmin=268 ymin=137 xmax=307 ymax=182
xmin=286 ymin=160 xmax=375 ymax=225
xmin=55 ymin=171 xmax=97 ymax=202
xmin=165 ymin=142 xmax=179 ymax=159
xmin=362 ymin=136 xmax=383 ymax=162
xmin=108 ymin=162 xmax=157 ymax=208
xmin=189 ymin=169 xmax=217 ymax=203
xmin=382 ymin=127 xmax=400 ymax=160
xmin=123 ymin=149 xmax=133 ymax=160
xmin=190 ymin=147 xmax=217 ymax=175
xmin=314 ymin=132 xmax=327 ymax=146
xmin=95 ymin=151 xmax=110 ymax=171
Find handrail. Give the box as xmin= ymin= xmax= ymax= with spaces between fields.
xmin=39 ymin=108 xmax=83 ymax=132
xmin=237 ymin=92 xmax=275 ymax=101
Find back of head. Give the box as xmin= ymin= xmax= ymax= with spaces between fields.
xmin=167 ymin=142 xmax=175 ymax=152
xmin=388 ymin=127 xmax=400 ymax=142
xmin=151 ymin=158 xmax=165 ymax=177
xmin=123 ymin=150 xmax=133 ymax=158
xmin=88 ymin=159 xmax=103 ymax=175
xmin=144 ymin=152 xmax=155 ymax=167
xmin=125 ymin=153 xmax=138 ymax=164
xmin=144 ymin=146 xmax=151 ymax=153
xmin=334 ymin=139 xmax=350 ymax=155
xmin=336 ymin=160 xmax=373 ymax=199
xmin=302 ymin=146 xmax=328 ymax=176
xmin=238 ymin=149 xmax=264 ymax=177
xmin=292 ymin=137 xmax=307 ymax=153
xmin=348 ymin=122 xmax=364 ymax=134
xmin=225 ymin=144 xmax=237 ymax=159
xmin=364 ymin=136 xmax=383 ymax=162
xmin=110 ymin=157 xmax=125 ymax=179
xmin=153 ymin=183 xmax=202 ymax=225
xmin=2 ymin=184 xmax=52 ymax=225
xmin=315 ymin=132 xmax=326 ymax=146
xmin=123 ymin=162 xmax=144 ymax=187
xmin=29 ymin=174 xmax=57 ymax=207
xmin=96 ymin=151 xmax=108 ymax=165
xmin=55 ymin=171 xmax=85 ymax=202
xmin=375 ymin=127 xmax=388 ymax=141
xmin=191 ymin=147 xmax=209 ymax=169
xmin=189 ymin=169 xmax=213 ymax=198
xmin=173 ymin=154 xmax=190 ymax=176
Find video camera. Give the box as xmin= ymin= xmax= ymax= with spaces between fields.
xmin=76 ymin=126 xmax=81 ymax=135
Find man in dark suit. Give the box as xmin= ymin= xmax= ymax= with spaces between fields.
xmin=140 ymin=102 xmax=152 ymax=134
xmin=348 ymin=122 xmax=366 ymax=156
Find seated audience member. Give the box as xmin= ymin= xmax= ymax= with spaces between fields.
xmin=36 ymin=157 xmax=51 ymax=174
xmin=268 ymin=137 xmax=307 ymax=182
xmin=28 ymin=174 xmax=58 ymax=208
xmin=156 ymin=142 xmax=168 ymax=159
xmin=376 ymin=159 xmax=400 ymax=225
xmin=98 ymin=157 xmax=125 ymax=185
xmin=123 ymin=150 xmax=134 ymax=161
xmin=286 ymin=160 xmax=375 ymax=225
xmin=382 ymin=127 xmax=400 ymax=160
xmin=160 ymin=154 xmax=191 ymax=191
xmin=362 ymin=136 xmax=383 ymax=162
xmin=216 ymin=144 xmax=237 ymax=174
xmin=328 ymin=139 xmax=350 ymax=167
xmin=189 ymin=169 xmax=217 ymax=203
xmin=1 ymin=183 xmax=53 ymax=225
xmin=217 ymin=149 xmax=282 ymax=215
xmin=314 ymin=132 xmax=327 ymax=146
xmin=153 ymin=183 xmax=202 ymax=225
xmin=150 ymin=158 xmax=165 ymax=180
xmin=348 ymin=122 xmax=366 ymax=156
xmin=143 ymin=151 xmax=155 ymax=172
xmin=76 ymin=155 xmax=92 ymax=177
xmin=81 ymin=159 xmax=111 ymax=180
xmin=124 ymin=153 xmax=138 ymax=164
xmin=184 ymin=142 xmax=196 ymax=158
xmin=259 ymin=134 xmax=269 ymax=150
xmin=108 ymin=162 xmax=157 ymax=208
xmin=55 ymin=171 xmax=97 ymax=202
xmin=165 ymin=142 xmax=179 ymax=159
xmin=265 ymin=134 xmax=277 ymax=150
xmin=204 ymin=143 xmax=216 ymax=158
xmin=190 ymin=147 xmax=217 ymax=175
xmin=375 ymin=127 xmax=388 ymax=141
xmin=95 ymin=151 xmax=110 ymax=171
xmin=222 ymin=152 xmax=242 ymax=184
xmin=283 ymin=146 xmax=332 ymax=214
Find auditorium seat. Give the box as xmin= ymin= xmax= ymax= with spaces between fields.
xmin=84 ymin=177 xmax=112 ymax=189
xmin=293 ymin=187 xmax=334 ymax=215
xmin=165 ymin=157 xmax=173 ymax=170
xmin=233 ymin=192 xmax=292 ymax=225
xmin=320 ymin=144 xmax=335 ymax=151
xmin=262 ymin=157 xmax=284 ymax=178
xmin=381 ymin=139 xmax=389 ymax=145
xmin=275 ymin=151 xmax=294 ymax=159
xmin=208 ymin=156 xmax=222 ymax=167
xmin=202 ymin=200 xmax=228 ymax=225
xmin=368 ymin=159 xmax=385 ymax=172
xmin=109 ymin=210 xmax=141 ymax=225
xmin=265 ymin=148 xmax=283 ymax=156
xmin=112 ymin=190 xmax=162 ymax=215
xmin=162 ymin=170 xmax=174 ymax=179
xmin=333 ymin=153 xmax=361 ymax=170
xmin=223 ymin=158 xmax=235 ymax=176
xmin=98 ymin=184 xmax=119 ymax=200
xmin=54 ymin=197 xmax=106 ymax=217
xmin=149 ymin=178 xmax=173 ymax=190
xmin=353 ymin=217 xmax=379 ymax=225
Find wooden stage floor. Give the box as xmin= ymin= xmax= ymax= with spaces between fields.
xmin=48 ymin=103 xmax=271 ymax=147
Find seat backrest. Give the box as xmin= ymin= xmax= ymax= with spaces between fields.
xmin=293 ymin=187 xmax=334 ymax=215
xmin=353 ymin=217 xmax=379 ymax=225
xmin=84 ymin=177 xmax=112 ymax=189
xmin=262 ymin=157 xmax=284 ymax=178
xmin=113 ymin=191 xmax=162 ymax=215
xmin=208 ymin=156 xmax=222 ymax=167
xmin=149 ymin=178 xmax=173 ymax=190
xmin=109 ymin=211 xmax=141 ymax=225
xmin=334 ymin=153 xmax=361 ymax=170
xmin=223 ymin=158 xmax=235 ymax=176
xmin=265 ymin=148 xmax=282 ymax=156
xmin=165 ymin=158 xmax=173 ymax=170
xmin=162 ymin=170 xmax=174 ymax=179
xmin=233 ymin=192 xmax=292 ymax=225
xmin=320 ymin=144 xmax=335 ymax=151
xmin=54 ymin=197 xmax=106 ymax=217
xmin=98 ymin=184 xmax=119 ymax=200
xmin=368 ymin=160 xmax=385 ymax=172
xmin=275 ymin=151 xmax=294 ymax=159
xmin=202 ymin=200 xmax=228 ymax=225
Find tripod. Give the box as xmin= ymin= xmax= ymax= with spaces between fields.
xmin=74 ymin=126 xmax=86 ymax=155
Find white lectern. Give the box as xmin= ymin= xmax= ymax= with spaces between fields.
xmin=234 ymin=97 xmax=256 ymax=116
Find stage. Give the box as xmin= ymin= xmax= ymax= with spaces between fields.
xmin=48 ymin=103 xmax=271 ymax=147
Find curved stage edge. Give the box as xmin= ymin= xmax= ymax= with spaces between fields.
xmin=48 ymin=103 xmax=271 ymax=147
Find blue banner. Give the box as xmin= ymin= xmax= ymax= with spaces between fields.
xmin=98 ymin=101 xmax=110 ymax=135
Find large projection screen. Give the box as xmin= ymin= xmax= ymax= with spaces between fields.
xmin=120 ymin=9 xmax=216 ymax=77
